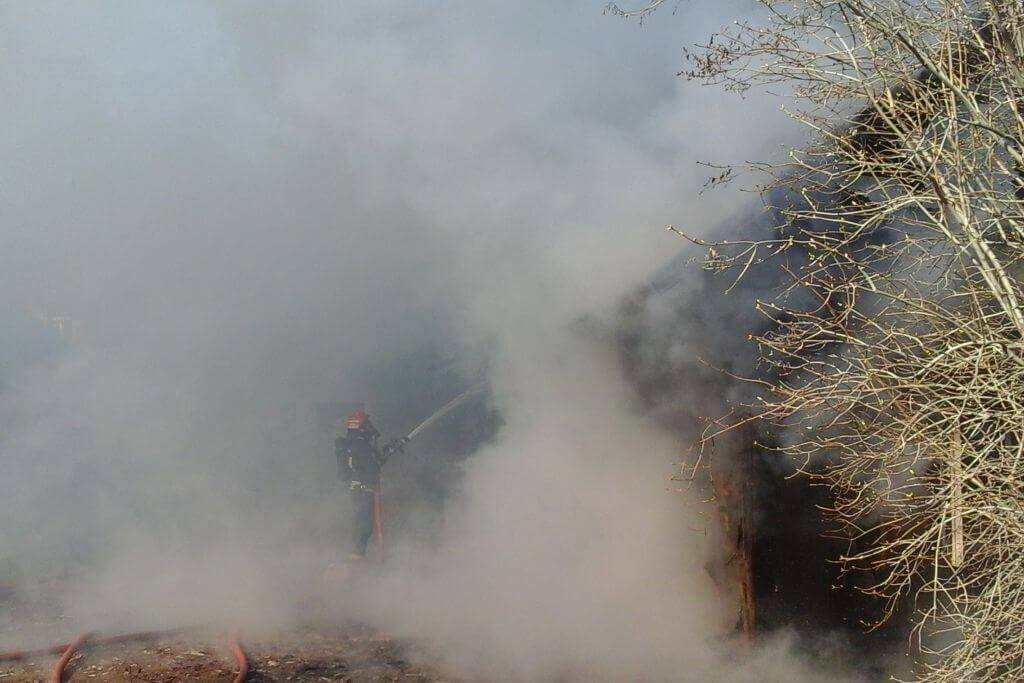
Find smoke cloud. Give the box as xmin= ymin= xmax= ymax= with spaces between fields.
xmin=0 ymin=1 xmax=853 ymax=680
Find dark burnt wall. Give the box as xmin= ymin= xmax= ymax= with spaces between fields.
xmin=615 ymin=197 xmax=908 ymax=675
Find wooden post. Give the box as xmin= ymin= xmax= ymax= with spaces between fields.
xmin=710 ymin=418 xmax=757 ymax=650
xmin=736 ymin=420 xmax=757 ymax=646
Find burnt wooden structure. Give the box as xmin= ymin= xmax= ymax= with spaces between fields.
xmin=709 ymin=420 xmax=757 ymax=648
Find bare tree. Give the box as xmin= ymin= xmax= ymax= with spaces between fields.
xmin=684 ymin=1 xmax=1024 ymax=679
xmin=603 ymin=0 xmax=676 ymax=19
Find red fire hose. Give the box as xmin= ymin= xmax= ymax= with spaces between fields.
xmin=373 ymin=479 xmax=386 ymax=563
xmin=228 ymin=631 xmax=249 ymax=683
xmin=48 ymin=632 xmax=88 ymax=683
xmin=0 ymin=627 xmax=190 ymax=662
xmin=0 ymin=627 xmax=248 ymax=682
xmin=0 ymin=641 xmax=68 ymax=663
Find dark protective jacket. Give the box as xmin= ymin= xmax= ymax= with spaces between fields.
xmin=336 ymin=424 xmax=383 ymax=491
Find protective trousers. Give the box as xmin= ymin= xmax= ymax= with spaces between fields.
xmin=350 ymin=488 xmax=376 ymax=557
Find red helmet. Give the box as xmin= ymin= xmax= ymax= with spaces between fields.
xmin=346 ymin=409 xmax=368 ymax=429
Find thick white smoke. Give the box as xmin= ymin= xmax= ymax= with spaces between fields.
xmin=0 ymin=1 xmax=855 ymax=680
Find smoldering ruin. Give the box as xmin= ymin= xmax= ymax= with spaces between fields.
xmin=0 ymin=2 xmax=957 ymax=682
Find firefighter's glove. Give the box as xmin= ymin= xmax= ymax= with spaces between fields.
xmin=382 ymin=437 xmax=408 ymax=460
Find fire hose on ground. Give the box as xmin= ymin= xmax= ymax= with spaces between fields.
xmin=48 ymin=632 xmax=88 ymax=683
xmin=228 ymin=631 xmax=249 ymax=683
xmin=0 ymin=627 xmax=248 ymax=683
xmin=0 ymin=627 xmax=190 ymax=663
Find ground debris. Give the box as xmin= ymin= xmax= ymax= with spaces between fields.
xmin=0 ymin=623 xmax=454 ymax=682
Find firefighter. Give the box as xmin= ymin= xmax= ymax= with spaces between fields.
xmin=336 ymin=409 xmax=381 ymax=559
xmin=335 ymin=409 xmax=405 ymax=560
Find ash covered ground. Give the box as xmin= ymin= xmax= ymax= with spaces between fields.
xmin=0 ymin=581 xmax=461 ymax=683
xmin=0 ymin=623 xmax=453 ymax=682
